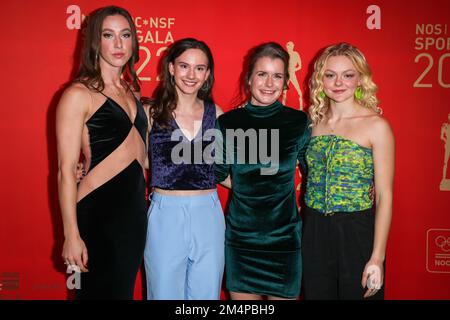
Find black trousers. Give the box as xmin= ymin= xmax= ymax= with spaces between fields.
xmin=302 ymin=206 xmax=384 ymax=300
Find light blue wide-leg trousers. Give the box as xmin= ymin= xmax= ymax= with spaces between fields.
xmin=144 ymin=191 xmax=225 ymax=300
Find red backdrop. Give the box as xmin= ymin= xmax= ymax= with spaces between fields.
xmin=0 ymin=0 xmax=449 ymax=299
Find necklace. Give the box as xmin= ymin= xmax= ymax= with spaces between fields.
xmin=326 ymin=114 xmax=379 ymax=134
xmin=105 ymin=79 xmax=127 ymax=99
xmin=326 ymin=118 xmax=339 ymax=133
xmin=108 ymin=83 xmax=132 ymax=115
xmin=113 ymin=85 xmax=125 ymax=98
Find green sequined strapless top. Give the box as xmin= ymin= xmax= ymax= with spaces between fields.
xmin=305 ymin=135 xmax=374 ymax=214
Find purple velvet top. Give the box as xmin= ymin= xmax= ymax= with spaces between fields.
xmin=149 ymin=100 xmax=216 ymax=190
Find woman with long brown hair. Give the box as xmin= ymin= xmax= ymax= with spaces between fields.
xmin=143 ymin=38 xmax=226 ymax=300
xmin=56 ymin=6 xmax=148 ymax=299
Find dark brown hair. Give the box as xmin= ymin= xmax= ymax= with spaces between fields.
xmin=74 ymin=6 xmax=140 ymax=92
xmin=149 ymin=38 xmax=215 ymax=129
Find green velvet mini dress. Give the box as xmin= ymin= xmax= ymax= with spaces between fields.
xmin=215 ymin=101 xmax=310 ymax=298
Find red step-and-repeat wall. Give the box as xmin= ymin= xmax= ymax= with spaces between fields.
xmin=0 ymin=0 xmax=449 ymax=299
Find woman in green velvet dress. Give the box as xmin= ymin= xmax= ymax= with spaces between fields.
xmin=214 ymin=42 xmax=310 ymax=300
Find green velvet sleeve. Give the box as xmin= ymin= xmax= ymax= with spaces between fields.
xmin=214 ymin=118 xmax=230 ymax=183
xmin=297 ymin=117 xmax=311 ymax=172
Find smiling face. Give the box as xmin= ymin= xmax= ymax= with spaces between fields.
xmin=169 ymin=48 xmax=210 ymax=96
xmin=248 ymin=57 xmax=286 ymax=106
xmin=99 ymin=14 xmax=133 ymax=69
xmin=322 ymin=55 xmax=361 ymax=104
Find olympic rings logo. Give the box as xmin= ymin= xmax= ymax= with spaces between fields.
xmin=435 ymin=236 xmax=450 ymax=252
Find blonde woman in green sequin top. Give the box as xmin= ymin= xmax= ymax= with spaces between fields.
xmin=302 ymin=43 xmax=395 ymax=300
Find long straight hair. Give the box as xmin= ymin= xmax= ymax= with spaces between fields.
xmin=74 ymin=6 xmax=140 ymax=92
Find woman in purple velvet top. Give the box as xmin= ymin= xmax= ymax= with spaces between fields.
xmin=143 ymin=38 xmax=227 ymax=300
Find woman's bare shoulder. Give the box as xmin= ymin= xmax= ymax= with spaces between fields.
xmin=58 ymin=83 xmax=92 ymax=114
xmin=366 ymin=113 xmax=394 ymax=145
xmin=63 ymin=83 xmax=92 ymax=100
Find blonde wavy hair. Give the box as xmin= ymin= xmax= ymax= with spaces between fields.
xmin=309 ymin=42 xmax=381 ymax=125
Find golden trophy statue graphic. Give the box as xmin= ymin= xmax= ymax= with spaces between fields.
xmin=285 ymin=41 xmax=305 ymax=193
xmin=282 ymin=41 xmax=303 ymax=110
xmin=440 ymin=113 xmax=450 ymax=191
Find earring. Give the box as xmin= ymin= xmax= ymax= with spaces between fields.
xmin=355 ymin=86 xmax=363 ymax=100
xmin=200 ymin=81 xmax=209 ymax=92
xmin=319 ymin=90 xmax=326 ymax=99
xmin=94 ymin=51 xmax=99 ymax=69
xmin=170 ymin=74 xmax=175 ymax=86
